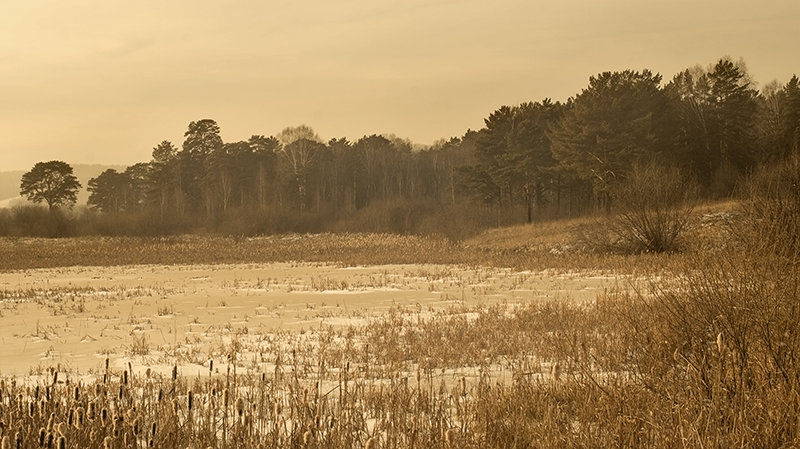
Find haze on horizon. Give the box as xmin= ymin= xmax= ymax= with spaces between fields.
xmin=1 ymin=0 xmax=798 ymax=171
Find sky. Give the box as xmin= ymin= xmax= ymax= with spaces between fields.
xmin=1 ymin=0 xmax=798 ymax=171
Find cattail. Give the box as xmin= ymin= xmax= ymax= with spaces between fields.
xmin=716 ymin=332 xmax=724 ymax=354
xmin=105 ymin=358 xmax=110 ymax=371
xmin=46 ymin=432 xmax=54 ymax=449
xmin=235 ymin=397 xmax=245 ymax=417
xmin=123 ymin=370 xmax=128 ymax=385
xmin=223 ymin=389 xmax=230 ymax=408
xmin=209 ymin=359 xmax=214 ymax=374
xmin=101 ymin=407 xmax=108 ymax=424
xmin=365 ymin=437 xmax=378 ymax=449
xmin=14 ymin=432 xmax=21 ymax=449
xmin=145 ymin=367 xmax=151 ymax=378
xmin=73 ymin=386 xmax=79 ymax=401
xmin=551 ymin=362 xmax=561 ymax=381
xmin=445 ymin=428 xmax=457 ymax=447
xmin=38 ymin=428 xmax=46 ymax=447
xmin=188 ymin=391 xmax=193 ymax=411
xmin=103 ymin=436 xmax=113 ymax=449
xmin=75 ymin=407 xmax=85 ymax=428
xmin=172 ymin=365 xmax=178 ymax=381
xmin=57 ymin=436 xmax=65 ymax=449
xmin=133 ymin=418 xmax=140 ymax=435
xmin=151 ymin=422 xmax=157 ymax=437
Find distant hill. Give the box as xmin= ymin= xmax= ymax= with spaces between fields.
xmin=0 ymin=170 xmax=24 ymax=204
xmin=0 ymin=164 xmax=127 ymax=207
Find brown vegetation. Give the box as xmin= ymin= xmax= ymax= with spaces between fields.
xmin=0 ymin=156 xmax=798 ymax=448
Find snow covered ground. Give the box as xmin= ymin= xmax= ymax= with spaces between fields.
xmin=0 ymin=262 xmax=621 ymax=378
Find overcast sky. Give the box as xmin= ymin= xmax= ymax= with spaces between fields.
xmin=1 ymin=0 xmax=798 ymax=170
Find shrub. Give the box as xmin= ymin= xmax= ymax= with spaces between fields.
xmin=609 ymin=162 xmax=697 ymax=253
xmin=5 ymin=205 xmax=79 ymax=237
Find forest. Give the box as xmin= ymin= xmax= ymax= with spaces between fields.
xmin=5 ymin=57 xmax=800 ymax=239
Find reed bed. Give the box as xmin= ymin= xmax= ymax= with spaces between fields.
xmin=2 ymin=263 xmax=798 ymax=449
xmin=0 ymin=231 xmax=684 ymax=275
xmin=1 ymin=193 xmax=798 ymax=448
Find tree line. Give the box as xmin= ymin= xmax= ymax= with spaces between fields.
xmin=10 ymin=57 xmax=800 ymax=238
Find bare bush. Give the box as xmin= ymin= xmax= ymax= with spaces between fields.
xmin=610 ymin=162 xmax=697 ymax=253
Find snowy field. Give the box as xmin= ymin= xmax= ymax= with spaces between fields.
xmin=0 ymin=262 xmax=619 ymax=378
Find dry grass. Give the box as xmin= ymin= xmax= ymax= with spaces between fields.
xmin=1 ymin=190 xmax=798 ymax=448
xmin=0 ymin=232 xmax=642 ymax=275
xmin=0 ymin=201 xmax=734 ymax=276
xmin=2 ymin=261 xmax=795 ymax=449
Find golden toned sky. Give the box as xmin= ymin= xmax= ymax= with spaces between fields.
xmin=1 ymin=0 xmax=798 ymax=170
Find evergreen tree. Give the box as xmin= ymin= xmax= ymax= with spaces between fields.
xmin=87 ymin=169 xmax=131 ymax=213
xmin=549 ymin=70 xmax=668 ymax=210
xmin=20 ymin=161 xmax=82 ymax=211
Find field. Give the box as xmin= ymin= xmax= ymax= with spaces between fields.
xmin=0 ymin=207 xmax=798 ymax=448
xmin=0 ymin=262 xmax=617 ymax=377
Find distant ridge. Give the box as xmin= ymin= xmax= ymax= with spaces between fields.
xmin=0 ymin=170 xmax=24 ymax=204
xmin=0 ymin=164 xmax=127 ymax=207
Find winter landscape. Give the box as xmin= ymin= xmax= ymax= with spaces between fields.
xmin=2 ymin=1 xmax=799 ymax=447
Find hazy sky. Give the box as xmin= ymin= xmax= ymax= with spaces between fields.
xmin=1 ymin=0 xmax=798 ymax=170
